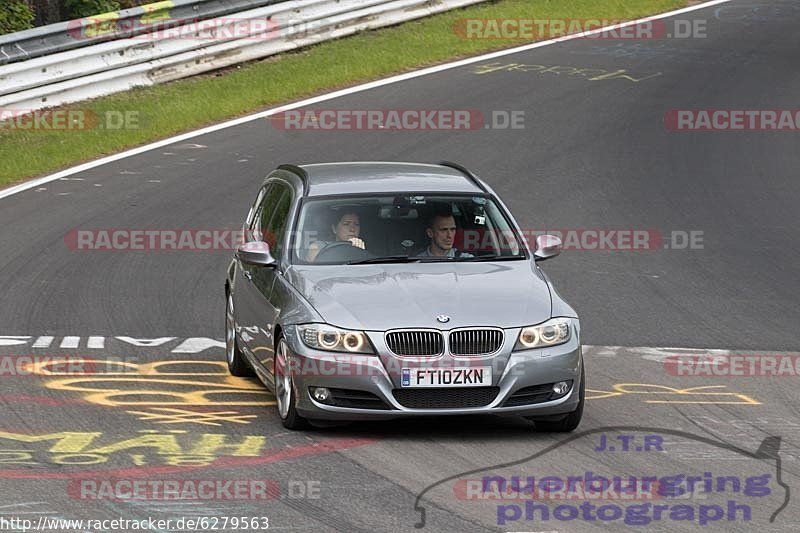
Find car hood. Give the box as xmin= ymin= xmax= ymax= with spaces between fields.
xmin=285 ymin=261 xmax=552 ymax=330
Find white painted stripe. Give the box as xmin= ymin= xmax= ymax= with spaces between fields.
xmin=0 ymin=336 xmax=30 ymax=346
xmin=0 ymin=0 xmax=730 ymax=202
xmin=59 ymin=336 xmax=80 ymax=349
xmin=87 ymin=336 xmax=105 ymax=349
xmin=31 ymin=336 xmax=54 ymax=348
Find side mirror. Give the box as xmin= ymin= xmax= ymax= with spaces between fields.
xmin=533 ymin=234 xmax=562 ymax=261
xmin=236 ymin=241 xmax=277 ymax=267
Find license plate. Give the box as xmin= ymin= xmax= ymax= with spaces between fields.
xmin=401 ymin=367 xmax=492 ymax=388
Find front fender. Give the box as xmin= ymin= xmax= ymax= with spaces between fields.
xmin=273 ymin=274 xmax=325 ymax=327
xmin=539 ymin=267 xmax=578 ymax=319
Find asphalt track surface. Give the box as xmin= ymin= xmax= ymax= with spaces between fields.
xmin=1 ymin=0 xmax=799 ymax=531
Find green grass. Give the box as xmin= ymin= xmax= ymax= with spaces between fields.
xmin=0 ymin=0 xmax=685 ymax=187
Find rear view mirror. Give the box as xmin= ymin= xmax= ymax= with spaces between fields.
xmin=379 ymin=205 xmax=418 ymax=219
xmin=534 ymin=234 xmax=562 ymax=261
xmin=236 ymin=241 xmax=277 ymax=267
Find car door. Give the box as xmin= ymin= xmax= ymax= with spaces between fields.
xmin=232 ymin=184 xmax=267 ymax=353
xmin=236 ymin=180 xmax=293 ymax=371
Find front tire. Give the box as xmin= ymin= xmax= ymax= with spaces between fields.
xmin=226 ymin=292 xmax=253 ymax=377
xmin=274 ymin=336 xmax=309 ymax=430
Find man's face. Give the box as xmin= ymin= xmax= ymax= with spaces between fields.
xmin=427 ymin=215 xmax=457 ymax=254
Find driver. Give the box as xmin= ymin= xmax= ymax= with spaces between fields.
xmin=307 ymin=211 xmax=366 ymax=262
xmin=417 ymin=210 xmax=474 ymax=259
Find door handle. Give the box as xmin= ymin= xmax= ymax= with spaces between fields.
xmin=243 ymin=271 xmax=253 ymax=281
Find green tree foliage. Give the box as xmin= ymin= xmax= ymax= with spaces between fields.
xmin=119 ymin=1 xmax=152 ymax=7
xmin=0 ymin=1 xmax=35 ymax=35
xmin=64 ymin=0 xmax=121 ymax=18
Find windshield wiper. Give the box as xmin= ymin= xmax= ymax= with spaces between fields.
xmin=347 ymin=255 xmax=420 ymax=265
xmin=457 ymin=254 xmax=525 ymax=262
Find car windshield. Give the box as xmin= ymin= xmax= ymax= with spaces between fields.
xmin=291 ymin=194 xmax=526 ymax=265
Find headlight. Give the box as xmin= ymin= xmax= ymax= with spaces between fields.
xmin=298 ymin=324 xmax=374 ymax=354
xmin=515 ymin=318 xmax=571 ymax=350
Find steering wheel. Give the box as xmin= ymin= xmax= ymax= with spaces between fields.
xmin=313 ymin=240 xmax=372 ymax=262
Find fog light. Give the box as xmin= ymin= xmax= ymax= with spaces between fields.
xmin=552 ymin=381 xmax=572 ymax=397
xmin=312 ymin=387 xmax=331 ymax=403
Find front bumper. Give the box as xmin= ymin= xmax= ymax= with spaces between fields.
xmin=282 ymin=321 xmax=583 ymax=421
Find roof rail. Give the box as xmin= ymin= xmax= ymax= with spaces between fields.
xmin=277 ymin=164 xmax=309 ymax=195
xmin=438 ymin=161 xmax=486 ymax=192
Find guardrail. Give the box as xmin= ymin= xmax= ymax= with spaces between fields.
xmin=0 ymin=0 xmax=488 ymax=113
xmin=1 ymin=0 xmax=372 ymax=95
xmin=0 ymin=0 xmax=284 ymax=66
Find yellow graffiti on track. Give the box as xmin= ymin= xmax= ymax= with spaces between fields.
xmin=473 ymin=62 xmax=662 ymax=83
xmin=0 ymin=430 xmax=267 ymax=467
xmin=127 ymin=408 xmax=259 ymax=426
xmin=587 ymin=383 xmax=760 ymax=405
xmin=28 ymin=359 xmax=273 ymax=409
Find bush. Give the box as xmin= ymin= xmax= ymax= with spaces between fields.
xmin=119 ymin=0 xmax=152 ymax=8
xmin=64 ymin=0 xmax=121 ymax=19
xmin=0 ymin=1 xmax=35 ymax=35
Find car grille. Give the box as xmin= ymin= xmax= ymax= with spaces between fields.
xmin=392 ymin=387 xmax=499 ymax=409
xmin=503 ymin=383 xmax=559 ymax=407
xmin=386 ymin=330 xmax=443 ymax=356
xmin=327 ymin=388 xmax=391 ymax=410
xmin=449 ymin=329 xmax=504 ymax=356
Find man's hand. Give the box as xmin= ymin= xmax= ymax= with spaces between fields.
xmin=348 ymin=237 xmax=366 ymax=249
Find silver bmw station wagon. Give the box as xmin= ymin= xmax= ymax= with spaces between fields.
xmin=225 ymin=162 xmax=583 ymax=431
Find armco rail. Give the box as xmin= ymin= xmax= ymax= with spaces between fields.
xmin=0 ymin=0 xmax=488 ymax=113
xmin=1 ymin=0 xmax=386 ymax=95
xmin=0 ymin=0 xmax=283 ymax=66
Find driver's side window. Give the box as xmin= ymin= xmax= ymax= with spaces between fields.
xmin=245 ymin=186 xmax=266 ymax=240
xmin=250 ymin=183 xmax=292 ymax=259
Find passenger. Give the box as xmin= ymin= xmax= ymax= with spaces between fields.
xmin=417 ymin=210 xmax=474 ymax=258
xmin=307 ymin=211 xmax=366 ymax=262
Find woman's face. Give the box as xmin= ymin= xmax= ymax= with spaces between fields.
xmin=333 ymin=213 xmax=360 ymax=241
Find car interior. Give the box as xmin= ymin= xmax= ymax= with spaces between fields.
xmin=294 ymin=195 xmax=517 ymax=264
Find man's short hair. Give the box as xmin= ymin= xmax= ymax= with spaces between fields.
xmin=426 ymin=206 xmax=454 ymax=228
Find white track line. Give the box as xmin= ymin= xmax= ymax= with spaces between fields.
xmin=0 ymin=0 xmax=730 ymax=201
